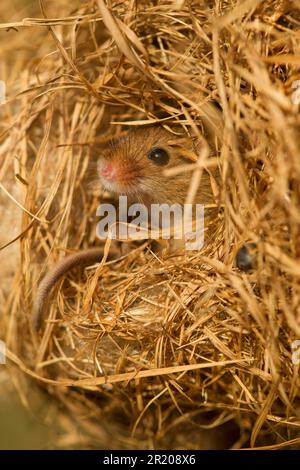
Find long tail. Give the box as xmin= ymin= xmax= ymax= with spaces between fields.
xmin=32 ymin=246 xmax=119 ymax=332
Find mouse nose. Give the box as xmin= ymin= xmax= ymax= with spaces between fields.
xmin=99 ymin=162 xmax=116 ymax=181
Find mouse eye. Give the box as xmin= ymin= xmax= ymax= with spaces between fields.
xmin=147 ymin=147 xmax=170 ymax=166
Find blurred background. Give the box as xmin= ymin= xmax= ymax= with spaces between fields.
xmin=0 ymin=373 xmax=51 ymax=449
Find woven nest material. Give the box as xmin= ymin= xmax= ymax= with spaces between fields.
xmin=1 ymin=0 xmax=300 ymax=450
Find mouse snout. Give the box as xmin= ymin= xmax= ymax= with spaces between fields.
xmin=98 ymin=162 xmax=117 ymax=181
xmin=98 ymin=157 xmax=141 ymax=195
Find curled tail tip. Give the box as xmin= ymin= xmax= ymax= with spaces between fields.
xmin=31 ymin=246 xmax=116 ymax=333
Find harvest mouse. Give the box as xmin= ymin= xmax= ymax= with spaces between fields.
xmin=97 ymin=126 xmax=214 ymax=206
xmin=33 ymin=125 xmax=217 ymax=331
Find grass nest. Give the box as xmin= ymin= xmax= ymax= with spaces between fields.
xmin=1 ymin=0 xmax=300 ymax=449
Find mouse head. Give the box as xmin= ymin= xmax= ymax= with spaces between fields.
xmin=97 ymin=126 xmax=212 ymax=206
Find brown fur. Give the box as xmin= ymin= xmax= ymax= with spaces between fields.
xmin=97 ymin=126 xmax=216 ymax=206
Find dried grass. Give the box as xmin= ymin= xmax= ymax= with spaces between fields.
xmin=1 ymin=0 xmax=300 ymax=449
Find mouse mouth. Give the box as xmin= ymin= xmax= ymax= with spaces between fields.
xmin=99 ymin=173 xmax=144 ymax=197
xmin=98 ymin=160 xmax=145 ymax=197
